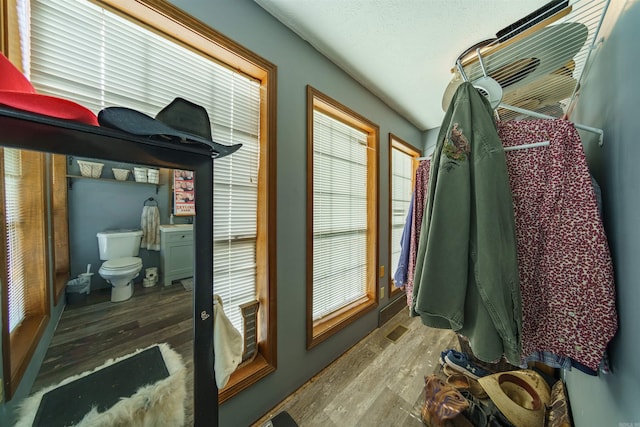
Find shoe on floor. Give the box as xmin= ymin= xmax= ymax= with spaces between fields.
xmin=439 ymin=350 xmax=450 ymax=366
xmin=459 ymin=390 xmax=515 ymax=427
xmin=444 ymin=349 xmax=490 ymax=380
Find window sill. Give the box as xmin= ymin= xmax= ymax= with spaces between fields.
xmin=7 ymin=315 xmax=48 ymax=400
xmin=308 ymin=297 xmax=378 ymax=349
xmin=218 ymin=352 xmax=275 ymax=403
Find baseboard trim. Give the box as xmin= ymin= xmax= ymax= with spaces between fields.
xmin=378 ymin=293 xmax=407 ymax=326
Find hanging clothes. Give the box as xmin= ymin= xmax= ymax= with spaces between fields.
xmin=411 ymin=82 xmax=522 ymax=365
xmin=498 ymin=118 xmax=617 ymax=371
xmin=405 ymin=159 xmax=430 ymax=306
xmin=393 ymin=193 xmax=414 ymax=288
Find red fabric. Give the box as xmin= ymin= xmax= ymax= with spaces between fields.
xmin=0 ymin=52 xmax=98 ymax=126
xmin=406 ymin=159 xmax=430 ymax=306
xmin=498 ymin=119 xmax=617 ymax=370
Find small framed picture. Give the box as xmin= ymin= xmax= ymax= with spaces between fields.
xmin=173 ymin=169 xmax=195 ymax=216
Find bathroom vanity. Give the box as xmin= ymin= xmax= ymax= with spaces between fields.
xmin=160 ymin=224 xmax=195 ymax=286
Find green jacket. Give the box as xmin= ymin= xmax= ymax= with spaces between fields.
xmin=410 ymin=82 xmax=522 ymax=364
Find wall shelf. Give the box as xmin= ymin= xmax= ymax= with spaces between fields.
xmin=65 ymin=174 xmax=160 ymax=193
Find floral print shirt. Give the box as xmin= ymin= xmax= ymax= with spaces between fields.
xmin=499 ymin=118 xmax=617 ymax=370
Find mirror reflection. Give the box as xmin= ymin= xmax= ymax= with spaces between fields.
xmin=2 ymin=149 xmax=195 ymax=425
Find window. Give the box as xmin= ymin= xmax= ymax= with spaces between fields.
xmin=6 ymin=0 xmax=276 ymax=400
xmin=1 ymin=148 xmax=49 ymax=400
xmin=389 ymin=135 xmax=420 ymax=296
xmin=307 ymin=86 xmax=379 ymax=349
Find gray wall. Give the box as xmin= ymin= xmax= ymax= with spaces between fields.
xmin=164 ymin=1 xmax=423 ymax=425
xmin=423 ymin=127 xmax=440 ymax=155
xmin=563 ymin=0 xmax=640 ymax=425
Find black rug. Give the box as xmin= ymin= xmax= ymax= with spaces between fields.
xmin=33 ymin=345 xmax=169 ymax=427
xmin=270 ymin=411 xmax=299 ymax=427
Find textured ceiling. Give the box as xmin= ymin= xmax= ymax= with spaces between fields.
xmin=254 ymin=0 xmax=554 ymax=131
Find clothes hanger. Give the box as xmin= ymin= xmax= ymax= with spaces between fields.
xmin=418 ymin=140 xmax=549 ymax=159
xmin=498 ymin=102 xmax=603 ymax=147
xmin=503 ymin=140 xmax=550 ymax=151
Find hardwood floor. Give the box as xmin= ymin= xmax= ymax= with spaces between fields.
xmin=32 ymin=281 xmax=195 ymax=425
xmin=33 ymin=288 xmax=458 ymax=427
xmin=253 ymin=306 xmax=459 ymax=427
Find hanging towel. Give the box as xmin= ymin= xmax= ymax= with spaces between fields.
xmin=140 ymin=205 xmax=160 ymax=251
xmin=213 ymin=294 xmax=243 ymax=389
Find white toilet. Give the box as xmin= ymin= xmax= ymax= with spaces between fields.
xmin=97 ymin=229 xmax=144 ymax=302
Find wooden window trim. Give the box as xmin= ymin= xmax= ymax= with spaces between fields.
xmin=6 ymin=316 xmax=48 ymax=398
xmin=306 ymin=85 xmax=379 ymax=350
xmin=50 ymin=154 xmax=70 ymax=305
xmin=95 ymin=0 xmax=278 ymax=402
xmin=388 ymin=134 xmax=421 ymax=298
xmin=0 ymin=0 xmax=20 ymax=61
xmin=1 ymin=149 xmax=51 ymax=400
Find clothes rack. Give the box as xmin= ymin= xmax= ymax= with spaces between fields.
xmin=445 ymin=0 xmax=608 ymax=146
xmin=454 ymin=55 xmax=605 ymax=147
xmin=503 ymin=140 xmax=550 ymax=151
xmin=419 ymin=139 xmax=550 ymax=160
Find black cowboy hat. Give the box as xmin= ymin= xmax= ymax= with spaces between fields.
xmin=98 ymin=97 xmax=241 ymax=158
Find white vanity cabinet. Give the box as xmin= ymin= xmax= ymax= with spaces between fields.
xmin=159 ymin=224 xmax=194 ymax=286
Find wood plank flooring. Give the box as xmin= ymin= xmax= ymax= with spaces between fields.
xmin=31 ymin=281 xmax=195 ymax=425
xmin=33 ymin=287 xmax=458 ymax=427
xmin=253 ymin=306 xmax=459 ymax=427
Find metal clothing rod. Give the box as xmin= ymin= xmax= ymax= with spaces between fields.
xmin=499 ymin=102 xmax=604 ymax=147
xmin=456 ymin=60 xmax=469 ymax=82
xmin=504 ymin=141 xmax=550 ymax=151
xmin=420 ymin=141 xmax=550 ymax=158
xmin=476 ymin=48 xmax=488 ymax=77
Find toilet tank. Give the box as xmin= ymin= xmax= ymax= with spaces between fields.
xmin=97 ymin=229 xmax=144 ymax=260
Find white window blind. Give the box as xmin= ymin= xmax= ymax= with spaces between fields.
xmin=312 ymin=111 xmax=368 ymax=320
xmin=4 ymin=149 xmax=26 ymax=333
xmin=29 ymin=0 xmax=260 ymax=335
xmin=391 ymin=147 xmax=414 ymax=277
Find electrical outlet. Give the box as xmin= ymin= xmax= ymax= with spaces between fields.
xmin=380 ymin=286 xmax=385 ymax=299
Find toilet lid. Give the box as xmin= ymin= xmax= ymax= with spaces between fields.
xmin=102 ymin=257 xmax=142 ymax=271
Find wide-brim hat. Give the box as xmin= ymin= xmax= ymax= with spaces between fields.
xmin=0 ymin=52 xmax=98 ymax=126
xmin=498 ymin=72 xmax=576 ymax=113
xmin=442 ymin=21 xmax=588 ymax=111
xmin=477 ymin=370 xmax=551 ymax=427
xmin=98 ymin=98 xmax=241 ymax=158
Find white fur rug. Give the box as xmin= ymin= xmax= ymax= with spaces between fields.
xmin=16 ymin=343 xmax=186 ymax=427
